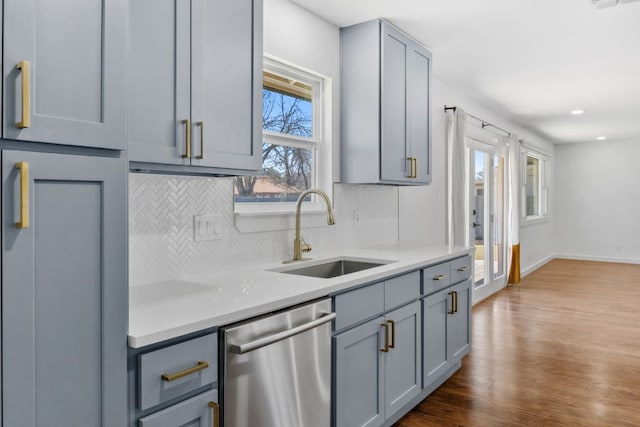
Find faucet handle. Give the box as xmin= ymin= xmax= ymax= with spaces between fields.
xmin=301 ymin=236 xmax=312 ymax=253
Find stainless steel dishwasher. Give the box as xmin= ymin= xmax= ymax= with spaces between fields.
xmin=221 ymin=298 xmax=335 ymax=427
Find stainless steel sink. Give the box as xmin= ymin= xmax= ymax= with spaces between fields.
xmin=274 ymin=258 xmax=394 ymax=279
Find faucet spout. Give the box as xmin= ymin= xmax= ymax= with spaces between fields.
xmin=287 ymin=189 xmax=336 ymax=263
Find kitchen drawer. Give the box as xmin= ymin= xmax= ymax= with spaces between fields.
xmin=138 ymin=333 xmax=217 ymax=411
xmin=334 ymin=281 xmax=384 ymax=331
xmin=139 ymin=389 xmax=218 ymax=426
xmin=384 ymin=271 xmax=420 ymax=310
xmin=422 ymin=262 xmax=452 ymax=295
xmin=451 ymin=255 xmax=472 ymax=284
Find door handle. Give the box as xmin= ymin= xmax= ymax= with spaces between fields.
xmin=16 ymin=61 xmax=31 ymax=129
xmin=473 ymin=222 xmax=481 ymax=228
xmin=406 ymin=157 xmax=417 ymax=178
xmin=15 ymin=162 xmax=29 ymax=228
xmin=448 ymin=291 xmax=455 ymax=315
xmin=387 ymin=320 xmax=396 ymax=349
xmin=195 ymin=121 xmax=204 ymax=159
xmin=381 ymin=322 xmax=390 ymax=352
xmin=181 ymin=119 xmax=191 ymax=158
xmin=230 ymin=312 xmax=336 ymax=354
xmin=453 ymin=291 xmax=459 ymax=313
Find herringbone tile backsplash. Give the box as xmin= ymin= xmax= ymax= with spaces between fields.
xmin=129 ymin=174 xmax=399 ymax=286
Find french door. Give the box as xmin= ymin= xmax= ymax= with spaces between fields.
xmin=471 ymin=140 xmax=507 ymax=302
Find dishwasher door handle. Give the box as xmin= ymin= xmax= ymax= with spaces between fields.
xmin=229 ymin=312 xmax=337 ymax=354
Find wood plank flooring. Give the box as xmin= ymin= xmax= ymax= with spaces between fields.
xmin=395 ymin=259 xmax=640 ymax=427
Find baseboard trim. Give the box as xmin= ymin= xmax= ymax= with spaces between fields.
xmin=554 ymin=253 xmax=640 ymax=265
xmin=521 ymin=255 xmax=555 ymax=277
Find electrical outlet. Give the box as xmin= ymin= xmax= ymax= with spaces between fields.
xmin=193 ymin=214 xmax=223 ymax=241
xmin=353 ymin=209 xmax=361 ymax=227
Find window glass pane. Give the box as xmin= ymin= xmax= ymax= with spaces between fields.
xmin=526 ymin=156 xmax=540 ymax=216
xmin=234 ymin=75 xmax=314 ymax=203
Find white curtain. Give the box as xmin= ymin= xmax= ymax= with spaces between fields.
xmin=506 ymin=133 xmax=521 ymax=284
xmin=446 ymin=108 xmax=470 ymax=247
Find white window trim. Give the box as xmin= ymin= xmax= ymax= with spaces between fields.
xmin=234 ymin=55 xmax=333 ymax=231
xmin=521 ymin=147 xmax=550 ymax=226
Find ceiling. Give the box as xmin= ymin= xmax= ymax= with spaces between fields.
xmin=291 ymin=0 xmax=640 ymax=144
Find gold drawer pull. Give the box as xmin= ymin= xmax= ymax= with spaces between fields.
xmin=17 ymin=60 xmax=31 ymax=129
xmin=457 ymin=266 xmax=469 ymax=272
xmin=453 ymin=291 xmax=459 ymax=313
xmin=433 ymin=274 xmax=447 ymax=281
xmin=448 ymin=292 xmax=455 ymax=315
xmin=407 ymin=157 xmax=417 ymax=178
xmin=161 ymin=360 xmax=209 ymax=382
xmin=208 ymin=401 xmax=220 ymax=427
xmin=15 ymin=162 xmax=29 ymax=228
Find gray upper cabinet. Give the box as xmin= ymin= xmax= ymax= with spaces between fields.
xmin=3 ymin=0 xmax=127 ymax=149
xmin=341 ymin=19 xmax=431 ymax=185
xmin=2 ymin=150 xmax=127 ymax=427
xmin=129 ymin=0 xmax=262 ymax=174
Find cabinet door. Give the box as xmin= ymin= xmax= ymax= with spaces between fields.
xmin=380 ymin=22 xmax=410 ymax=183
xmin=2 ymin=150 xmax=127 ymax=427
xmin=191 ymin=0 xmax=262 ymax=172
xmin=334 ymin=317 xmax=385 ymax=427
xmin=407 ymin=42 xmax=431 ymax=184
xmin=422 ymin=288 xmax=451 ymax=388
xmin=384 ymin=301 xmax=421 ymax=418
xmin=448 ymin=280 xmax=472 ymax=362
xmin=139 ymin=390 xmax=218 ymax=427
xmin=128 ymin=0 xmax=191 ymax=165
xmin=3 ymin=0 xmax=126 ymax=149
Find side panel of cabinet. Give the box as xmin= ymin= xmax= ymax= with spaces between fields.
xmin=384 ymin=301 xmax=421 ymax=418
xmin=128 ymin=0 xmax=191 ymax=165
xmin=2 ymin=150 xmax=127 ymax=427
xmin=407 ymin=43 xmax=431 ymax=184
xmin=3 ymin=0 xmax=126 ymax=149
xmin=380 ymin=22 xmax=409 ymax=183
xmin=449 ymin=280 xmax=472 ymax=362
xmin=191 ymin=0 xmax=262 ymax=171
xmin=334 ymin=317 xmax=385 ymax=427
xmin=422 ymin=289 xmax=450 ymax=388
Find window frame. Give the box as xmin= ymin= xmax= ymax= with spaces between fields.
xmin=234 ymin=55 xmax=331 ymax=215
xmin=521 ymin=148 xmax=550 ymax=225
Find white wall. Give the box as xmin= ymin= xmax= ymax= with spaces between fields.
xmin=555 ymin=139 xmax=640 ymax=263
xmin=399 ymin=78 xmax=557 ymax=275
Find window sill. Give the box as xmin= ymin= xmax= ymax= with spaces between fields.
xmin=234 ymin=207 xmax=336 ymax=233
xmin=521 ymin=216 xmax=550 ymax=227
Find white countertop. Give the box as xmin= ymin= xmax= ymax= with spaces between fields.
xmin=128 ymin=244 xmax=472 ymax=348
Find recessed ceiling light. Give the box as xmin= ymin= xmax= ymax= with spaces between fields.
xmin=596 ymin=136 xmax=607 ymax=140
xmin=570 ymin=110 xmax=584 ymax=115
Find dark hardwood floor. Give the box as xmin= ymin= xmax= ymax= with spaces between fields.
xmin=395 ymin=258 xmax=640 ymax=426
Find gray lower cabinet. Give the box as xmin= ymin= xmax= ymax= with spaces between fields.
xmin=139 ymin=390 xmax=218 ymax=427
xmin=334 ymin=300 xmax=421 ymax=427
xmin=341 ymin=19 xmax=431 ymax=185
xmin=423 ymin=279 xmax=472 ymax=390
xmin=1 ymin=150 xmax=127 ymax=427
xmin=131 ymin=332 xmax=219 ymax=427
xmin=129 ymin=0 xmax=262 ymax=173
xmin=3 ymin=0 xmax=127 ymax=149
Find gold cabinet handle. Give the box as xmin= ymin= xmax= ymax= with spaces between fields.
xmin=453 ymin=291 xmax=458 ymax=313
xmin=457 ymin=266 xmax=469 ymax=272
xmin=195 ymin=121 xmax=204 ymax=159
xmin=448 ymin=291 xmax=455 ymax=315
xmin=16 ymin=60 xmax=31 ymax=129
xmin=181 ymin=119 xmax=191 ymax=158
xmin=208 ymin=401 xmax=220 ymax=427
xmin=433 ymin=274 xmax=447 ymax=281
xmin=15 ymin=162 xmax=29 ymax=228
xmin=380 ymin=323 xmax=390 ymax=352
xmin=161 ymin=360 xmax=209 ymax=382
xmin=406 ymin=157 xmax=417 ymax=178
xmin=387 ymin=320 xmax=396 ymax=349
